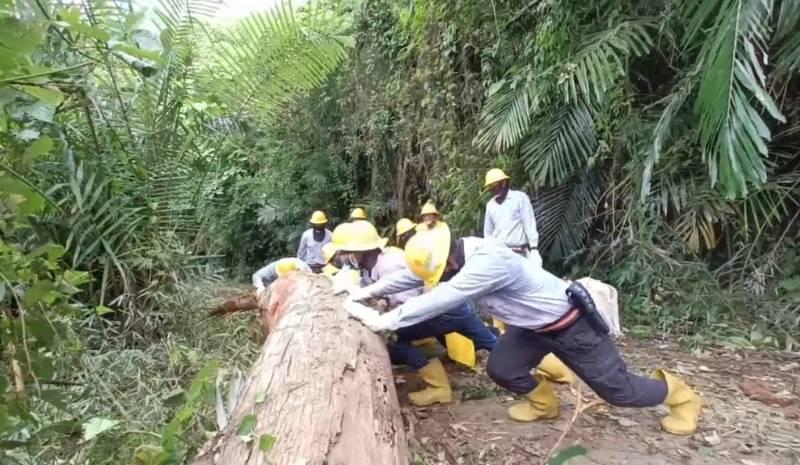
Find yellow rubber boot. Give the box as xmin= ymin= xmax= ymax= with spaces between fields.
xmin=412 ymin=338 xmax=441 ymax=357
xmin=412 ymin=337 xmax=440 ymax=349
xmin=652 ymin=369 xmax=701 ymax=435
xmin=535 ymin=353 xmax=575 ymax=385
xmin=508 ymin=375 xmax=559 ymax=422
xmin=492 ymin=318 xmax=506 ymax=334
xmin=408 ymin=358 xmax=453 ymax=406
xmin=445 ymin=332 xmax=476 ymax=368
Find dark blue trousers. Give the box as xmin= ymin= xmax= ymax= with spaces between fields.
xmin=388 ymin=302 xmax=497 ymax=369
xmin=486 ymin=317 xmax=668 ymax=407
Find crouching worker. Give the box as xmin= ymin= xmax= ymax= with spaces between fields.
xmin=331 ymin=221 xmax=498 ymax=406
xmin=343 ymin=228 xmax=702 ymax=435
xmin=252 ymin=257 xmax=310 ymax=298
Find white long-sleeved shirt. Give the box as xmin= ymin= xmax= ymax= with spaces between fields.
xmin=373 ymin=238 xmax=570 ymax=331
xmin=296 ymin=228 xmax=332 ymax=266
xmin=368 ymin=247 xmax=423 ymax=306
xmin=252 ymin=258 xmax=311 ymax=291
xmin=484 ymin=190 xmax=538 ymax=249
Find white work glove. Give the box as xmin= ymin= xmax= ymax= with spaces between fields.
xmin=348 ymin=286 xmax=373 ymax=302
xmin=343 ymin=299 xmax=388 ymax=331
xmin=331 ymin=267 xmax=359 ymax=295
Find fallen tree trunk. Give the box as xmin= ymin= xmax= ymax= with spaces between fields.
xmin=191 ymin=273 xmax=409 ymax=465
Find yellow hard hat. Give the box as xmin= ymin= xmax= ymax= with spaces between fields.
xmin=332 ymin=221 xmax=388 ymax=252
xmin=484 ymin=168 xmax=510 ymax=187
xmin=420 ymin=201 xmax=440 ymax=217
xmin=331 ymin=222 xmax=354 ymax=250
xmin=276 ymin=258 xmax=303 ymax=277
xmin=396 ymin=218 xmax=416 ymax=237
xmin=322 ymin=242 xmax=337 ymax=263
xmin=350 ymin=207 xmax=367 ymax=220
xmin=404 ymin=224 xmax=451 ymax=288
xmin=309 ymin=210 xmax=328 ymax=224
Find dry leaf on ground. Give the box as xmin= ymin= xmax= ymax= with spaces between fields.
xmin=739 ymin=380 xmax=795 ymax=407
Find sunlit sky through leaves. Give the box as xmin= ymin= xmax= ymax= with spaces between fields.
xmin=133 ymin=0 xmax=309 ymax=27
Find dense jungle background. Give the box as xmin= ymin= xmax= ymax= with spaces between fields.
xmin=1 ymin=0 xmax=799 ymax=464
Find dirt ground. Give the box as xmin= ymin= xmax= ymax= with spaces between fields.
xmin=394 ymin=338 xmax=800 ymax=465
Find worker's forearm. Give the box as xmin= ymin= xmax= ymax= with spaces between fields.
xmin=379 ymin=284 xmax=467 ymax=330
xmin=363 ymin=269 xmax=423 ymax=297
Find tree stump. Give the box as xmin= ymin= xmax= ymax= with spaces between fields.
xmin=191 ymin=273 xmax=409 ymax=465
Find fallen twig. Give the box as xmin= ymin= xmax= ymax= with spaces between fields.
xmin=540 ymin=383 xmax=603 ymax=465
xmin=541 ymin=383 xmax=583 ymax=465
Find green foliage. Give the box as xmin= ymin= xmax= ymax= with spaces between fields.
xmin=685 ymin=0 xmax=786 ymax=198
xmin=0 ymin=0 xmax=352 ymax=463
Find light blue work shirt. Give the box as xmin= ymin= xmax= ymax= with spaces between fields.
xmin=367 ymin=238 xmax=571 ymax=331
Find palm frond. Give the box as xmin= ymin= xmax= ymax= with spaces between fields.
xmin=685 ymin=0 xmax=786 ymax=198
xmin=736 ymin=171 xmax=800 ymax=237
xmin=773 ymin=0 xmax=800 ymax=77
xmin=208 ymin=1 xmax=351 ymax=120
xmin=671 ymin=197 xmax=734 ymax=252
xmin=558 ymin=20 xmax=656 ymax=105
xmin=520 ymin=104 xmax=597 ymax=188
xmin=641 ymin=78 xmax=694 ymax=203
xmin=153 ymin=0 xmax=222 ymax=51
xmin=475 ymin=80 xmax=533 ymax=152
xmin=475 ymin=19 xmax=654 ymax=154
xmin=535 ymin=171 xmax=605 ymax=262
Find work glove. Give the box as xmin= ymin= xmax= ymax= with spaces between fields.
xmin=343 ymin=298 xmax=388 ymax=331
xmin=331 ymin=268 xmax=360 ymax=295
xmin=348 ymin=286 xmax=373 ymax=302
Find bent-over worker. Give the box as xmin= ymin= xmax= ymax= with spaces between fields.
xmin=297 ymin=210 xmax=332 ymax=273
xmin=252 ymin=258 xmax=310 ymax=298
xmin=331 ymin=221 xmax=498 ymax=407
xmin=483 ymin=168 xmax=542 ymax=268
xmin=344 ymin=227 xmax=702 ymax=436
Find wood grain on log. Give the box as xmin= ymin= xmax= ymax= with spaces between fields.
xmin=191 ymin=273 xmax=409 ymax=465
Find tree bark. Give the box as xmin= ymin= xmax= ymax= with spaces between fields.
xmin=191 ymin=273 xmax=409 ymax=465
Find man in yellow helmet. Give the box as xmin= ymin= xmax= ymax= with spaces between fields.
xmin=483 ymin=169 xmax=542 ymax=268
xmin=395 ymin=218 xmax=417 ymax=248
xmin=350 ymin=207 xmax=368 ymax=221
xmin=333 ymin=221 xmax=497 ymax=407
xmin=344 ymin=228 xmax=701 ymax=436
xmin=418 ymin=202 xmax=443 ymax=230
xmin=252 ymin=257 xmax=310 ymax=298
xmin=297 ymin=210 xmax=332 ymax=273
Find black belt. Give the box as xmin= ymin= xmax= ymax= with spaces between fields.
xmin=509 ymin=244 xmax=537 ymax=250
